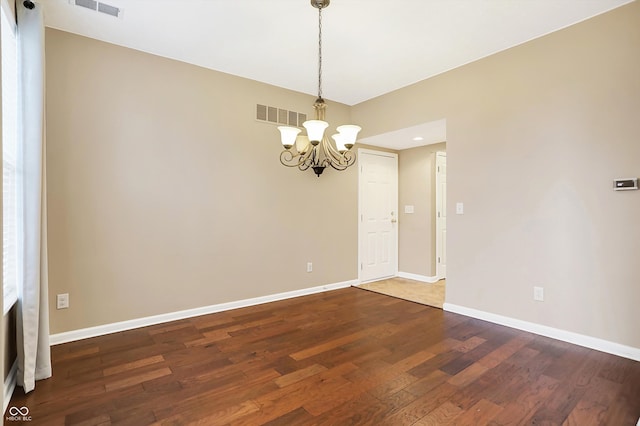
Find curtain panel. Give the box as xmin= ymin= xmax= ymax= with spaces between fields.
xmin=16 ymin=0 xmax=51 ymax=393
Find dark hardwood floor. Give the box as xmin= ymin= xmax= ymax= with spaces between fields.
xmin=6 ymin=287 xmax=640 ymax=425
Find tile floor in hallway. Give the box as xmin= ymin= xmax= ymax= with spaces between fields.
xmin=357 ymin=277 xmax=446 ymax=309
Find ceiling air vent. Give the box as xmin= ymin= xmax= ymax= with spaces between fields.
xmin=69 ymin=0 xmax=123 ymax=18
xmin=256 ymin=104 xmax=307 ymax=128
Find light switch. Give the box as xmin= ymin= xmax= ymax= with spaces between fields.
xmin=404 ymin=205 xmax=414 ymax=214
xmin=613 ymin=178 xmax=638 ymax=191
xmin=456 ymin=202 xmax=464 ymax=215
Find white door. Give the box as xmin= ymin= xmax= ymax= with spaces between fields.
xmin=359 ymin=149 xmax=398 ymax=282
xmin=436 ymin=152 xmax=447 ymax=279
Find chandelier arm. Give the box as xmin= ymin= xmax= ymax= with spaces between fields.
xmin=341 ymin=150 xmax=356 ymax=166
xmin=326 ymin=157 xmax=348 ymax=171
xmin=324 ymin=137 xmax=355 ymax=168
xmin=326 ymin=154 xmax=350 ymax=171
xmin=319 ymin=138 xmax=332 ymax=166
xmin=321 ymin=138 xmax=340 ymax=165
xmin=329 ymin=141 xmax=356 ymax=170
xmin=280 ymin=146 xmax=315 ymax=169
xmin=318 ymin=139 xmax=347 ymax=171
xmin=324 ymin=137 xmax=347 ymax=163
xmin=280 ymin=150 xmax=301 ymax=168
xmin=297 ymin=145 xmax=319 ymax=171
xmin=298 ymin=161 xmax=312 ymax=172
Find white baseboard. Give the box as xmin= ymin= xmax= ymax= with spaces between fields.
xmin=3 ymin=359 xmax=17 ymax=414
xmin=443 ymin=303 xmax=640 ymax=362
xmin=397 ymin=272 xmax=440 ymax=283
xmin=49 ymin=279 xmax=357 ymax=346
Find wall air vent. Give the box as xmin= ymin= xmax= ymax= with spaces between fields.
xmin=69 ymin=0 xmax=123 ymax=18
xmin=97 ymin=2 xmax=121 ymax=18
xmin=256 ymin=104 xmax=307 ymax=128
xmin=73 ymin=0 xmax=97 ymax=11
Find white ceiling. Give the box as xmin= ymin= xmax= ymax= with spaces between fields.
xmin=42 ymin=0 xmax=632 ymax=149
xmin=359 ymin=119 xmax=447 ymax=150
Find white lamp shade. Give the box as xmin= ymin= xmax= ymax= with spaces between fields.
xmin=331 ymin=133 xmax=347 ymax=152
xmin=295 ymin=135 xmax=310 ymax=153
xmin=336 ymin=124 xmax=361 ymax=145
xmin=278 ymin=126 xmax=301 ymax=147
xmin=303 ymin=120 xmax=329 ymax=142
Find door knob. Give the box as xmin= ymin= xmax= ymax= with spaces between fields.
xmin=391 ymin=212 xmax=397 ymax=223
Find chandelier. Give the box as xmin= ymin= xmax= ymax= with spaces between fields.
xmin=277 ymin=0 xmax=361 ymax=177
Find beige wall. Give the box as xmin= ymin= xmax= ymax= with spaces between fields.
xmin=398 ymin=143 xmax=445 ymax=277
xmin=45 ymin=29 xmax=360 ymax=334
xmin=353 ymin=2 xmax=640 ymax=349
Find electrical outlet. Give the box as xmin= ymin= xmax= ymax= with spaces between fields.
xmin=533 ymin=286 xmax=544 ymax=302
xmin=307 ymin=262 xmax=313 ymax=273
xmin=57 ymin=293 xmax=69 ymax=309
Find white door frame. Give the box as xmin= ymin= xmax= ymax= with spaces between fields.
xmin=357 ymin=148 xmax=399 ymax=283
xmin=435 ymin=151 xmax=446 ymax=280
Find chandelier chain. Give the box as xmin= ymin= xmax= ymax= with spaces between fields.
xmin=317 ymin=5 xmax=323 ymax=99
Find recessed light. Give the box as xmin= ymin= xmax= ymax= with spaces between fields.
xmin=412 ymin=136 xmax=424 ymax=141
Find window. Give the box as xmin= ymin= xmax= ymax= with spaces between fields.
xmin=2 ymin=2 xmax=19 ymax=314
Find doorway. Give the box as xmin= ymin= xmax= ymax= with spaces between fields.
xmin=358 ymin=149 xmax=398 ymax=283
xmin=435 ymin=152 xmax=447 ymax=279
xmin=356 ymin=144 xmax=446 ymax=310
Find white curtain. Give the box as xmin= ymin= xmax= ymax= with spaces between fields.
xmin=16 ymin=0 xmax=51 ymax=393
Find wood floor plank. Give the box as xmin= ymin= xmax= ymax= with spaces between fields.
xmin=392 ymin=348 xmax=437 ymax=372
xmin=289 ymin=329 xmax=370 ymax=361
xmin=453 ymin=335 xmax=487 ymax=353
xmin=477 ymin=334 xmax=534 ymax=369
xmin=384 ymin=382 xmax=459 ymax=425
xmin=274 ymin=363 xmax=327 ymax=388
xmin=404 ymin=369 xmax=452 ymax=398
xmin=487 ymin=374 xmax=559 ymax=425
xmin=301 ymin=380 xmax=358 ymax=416
xmin=104 ymin=367 xmax=173 ymax=392
xmin=231 ymin=362 xmax=357 ymax=424
xmin=601 ymin=375 xmax=640 ymax=426
xmin=165 ymin=400 xmax=261 ymax=425
xmin=6 ymin=287 xmax=639 ymax=425
xmin=310 ymin=389 xmax=380 ymax=425
xmin=103 ymin=354 xmax=165 ymax=376
xmin=563 ymin=375 xmax=622 ymax=426
xmin=414 ymin=401 xmax=463 ymax=425
xmin=261 ymin=407 xmax=316 ymax=426
xmin=54 ymin=345 xmax=100 ymax=362
xmin=447 ymin=362 xmax=489 ymax=387
xmin=454 ymin=398 xmax=503 ymax=424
